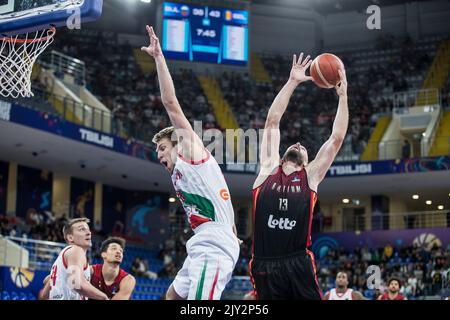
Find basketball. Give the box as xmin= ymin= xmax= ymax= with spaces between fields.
xmin=310 ymin=53 xmax=344 ymax=89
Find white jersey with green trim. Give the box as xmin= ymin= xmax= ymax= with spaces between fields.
xmin=171 ymin=151 xmax=235 ymax=231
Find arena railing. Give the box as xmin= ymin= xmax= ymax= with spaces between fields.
xmin=5 ymin=87 xmax=447 ymax=167
xmin=393 ymin=88 xmax=440 ymax=112
xmin=40 ymin=50 xmax=86 ymax=86
xmin=3 ymin=86 xmax=157 ymax=145
xmin=5 ymin=237 xmax=91 ymax=272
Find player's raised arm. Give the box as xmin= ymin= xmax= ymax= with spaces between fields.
xmin=307 ymin=69 xmax=348 ymax=191
xmin=111 ymin=275 xmax=136 ymax=300
xmin=65 ymin=247 xmax=109 ymax=300
xmin=141 ymin=25 xmax=205 ymax=162
xmin=254 ymin=53 xmax=313 ymax=188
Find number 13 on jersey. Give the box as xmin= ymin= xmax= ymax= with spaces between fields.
xmin=279 ymin=198 xmax=288 ymax=211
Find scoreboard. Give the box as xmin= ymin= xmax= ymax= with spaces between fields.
xmin=162 ymin=2 xmax=249 ymax=66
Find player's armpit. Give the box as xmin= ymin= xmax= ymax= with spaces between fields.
xmin=112 ymin=275 xmax=136 ymax=300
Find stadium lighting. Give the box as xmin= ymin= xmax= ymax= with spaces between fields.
xmin=425 ymin=200 xmax=432 ymax=205
xmin=140 ymin=0 xmax=152 ymax=3
xmin=437 ymin=205 xmax=444 ymax=210
xmin=169 ymin=197 xmax=176 ymax=203
xmin=412 ymin=194 xmax=419 ymax=200
xmin=342 ymin=198 xmax=350 ymax=204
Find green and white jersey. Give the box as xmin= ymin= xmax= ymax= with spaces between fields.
xmin=171 ymin=151 xmax=235 ymax=231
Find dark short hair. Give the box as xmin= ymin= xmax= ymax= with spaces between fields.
xmin=388 ymin=277 xmax=402 ymax=287
xmin=100 ymin=237 xmax=126 ymax=253
xmin=62 ymin=218 xmax=90 ymax=242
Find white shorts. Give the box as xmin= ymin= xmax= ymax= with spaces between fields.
xmin=172 ymin=222 xmax=240 ymax=300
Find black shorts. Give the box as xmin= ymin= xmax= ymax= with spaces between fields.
xmin=250 ymin=250 xmax=323 ymax=300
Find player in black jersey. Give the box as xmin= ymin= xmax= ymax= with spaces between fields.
xmin=249 ymin=53 xmax=348 ymax=300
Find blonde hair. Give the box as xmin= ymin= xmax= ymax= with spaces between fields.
xmin=62 ymin=218 xmax=90 ymax=242
xmin=152 ymin=126 xmax=177 ymax=146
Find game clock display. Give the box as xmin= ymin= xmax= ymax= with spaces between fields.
xmin=162 ymin=1 xmax=249 ymax=66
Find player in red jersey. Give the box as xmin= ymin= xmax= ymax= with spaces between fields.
xmin=377 ymin=278 xmax=407 ymax=300
xmin=90 ymin=237 xmax=136 ymax=300
xmin=40 ymin=237 xmax=135 ymax=300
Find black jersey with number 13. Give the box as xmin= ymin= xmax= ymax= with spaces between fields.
xmin=252 ymin=166 xmax=317 ymax=258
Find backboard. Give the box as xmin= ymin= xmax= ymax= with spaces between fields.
xmin=0 ymin=0 xmax=103 ymax=35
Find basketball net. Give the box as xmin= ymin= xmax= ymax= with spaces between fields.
xmin=0 ymin=27 xmax=56 ymax=98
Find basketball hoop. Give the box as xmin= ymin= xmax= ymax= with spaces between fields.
xmin=0 ymin=27 xmax=56 ymax=98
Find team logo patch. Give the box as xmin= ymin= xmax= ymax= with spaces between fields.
xmin=292 ymin=177 xmax=300 ymax=183
xmin=219 ymin=188 xmax=230 ymax=200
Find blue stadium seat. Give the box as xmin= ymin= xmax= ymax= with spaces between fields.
xmin=10 ymin=292 xmax=19 ymax=300
xmin=28 ymin=293 xmax=37 ymax=300
xmin=19 ymin=292 xmax=28 ymax=300
xmin=1 ymin=291 xmax=10 ymax=300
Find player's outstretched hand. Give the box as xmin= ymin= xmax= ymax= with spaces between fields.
xmin=335 ymin=69 xmax=347 ymax=97
xmin=289 ymin=52 xmax=313 ymax=84
xmin=141 ymin=25 xmax=163 ymax=59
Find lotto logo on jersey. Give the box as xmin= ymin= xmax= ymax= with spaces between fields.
xmin=267 ymin=214 xmax=296 ymax=230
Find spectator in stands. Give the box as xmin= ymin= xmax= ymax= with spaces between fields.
xmin=131 ymin=257 xmax=157 ymax=279
xmin=431 ymin=266 xmax=444 ymax=294
xmin=407 ymin=274 xmax=418 ymax=297
xmin=157 ymin=262 xmax=176 ymax=279
xmin=402 ymin=140 xmax=411 ymax=159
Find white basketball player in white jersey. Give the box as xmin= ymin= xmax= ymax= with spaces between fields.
xmin=324 ymin=272 xmax=366 ymax=300
xmin=47 ymin=218 xmax=108 ymax=300
xmin=142 ymin=25 xmax=240 ymax=300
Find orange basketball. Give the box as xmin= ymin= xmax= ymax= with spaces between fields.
xmin=310 ymin=53 xmax=344 ymax=89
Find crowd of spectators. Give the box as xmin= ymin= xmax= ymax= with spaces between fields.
xmin=316 ymin=243 xmax=450 ymax=299
xmin=36 ymin=29 xmax=219 ymax=144
xmin=2 ymin=205 xmax=449 ymax=299
xmin=30 ymin=30 xmax=447 ymax=161
xmin=219 ymin=35 xmax=436 ymax=159
xmin=0 ymin=209 xmax=68 ymax=242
